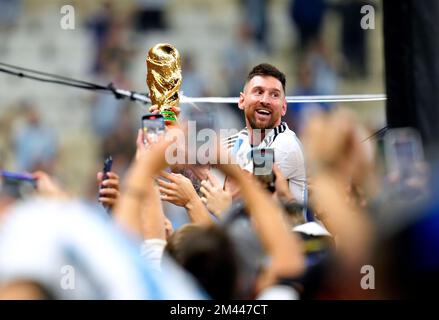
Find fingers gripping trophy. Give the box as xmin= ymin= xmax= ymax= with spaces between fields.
xmin=146 ymin=43 xmax=182 ymax=123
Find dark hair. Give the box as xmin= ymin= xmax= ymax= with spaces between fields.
xmin=282 ymin=200 xmax=306 ymax=227
xmin=166 ymin=224 xmax=238 ymax=299
xmin=246 ymin=63 xmax=286 ymax=92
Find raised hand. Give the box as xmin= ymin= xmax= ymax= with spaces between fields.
xmin=200 ymin=172 xmax=232 ymax=218
xmin=149 ymin=104 xmax=181 ymax=126
xmin=97 ymin=171 xmax=120 ymax=211
xmin=32 ymin=171 xmax=69 ymax=200
xmin=157 ymin=171 xmax=198 ymax=208
xmin=272 ymin=164 xmax=295 ymax=203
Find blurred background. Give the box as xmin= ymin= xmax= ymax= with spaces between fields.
xmin=0 ymin=0 xmax=384 ymax=198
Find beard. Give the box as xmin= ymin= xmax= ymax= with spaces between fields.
xmin=246 ymin=112 xmax=278 ymax=130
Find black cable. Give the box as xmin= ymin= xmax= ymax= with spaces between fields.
xmin=0 ymin=62 xmax=152 ymax=104
xmin=0 ymin=62 xmax=108 ymax=89
xmin=0 ymin=67 xmax=108 ymax=91
xmin=106 ymin=82 xmax=123 ymax=99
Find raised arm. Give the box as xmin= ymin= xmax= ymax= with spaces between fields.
xmin=302 ymin=108 xmax=374 ymax=267
xmin=217 ymin=162 xmax=305 ymax=279
xmin=113 ymin=131 xmax=173 ymax=237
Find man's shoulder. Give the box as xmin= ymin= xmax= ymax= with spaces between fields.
xmin=223 ymin=128 xmax=248 ymax=150
xmin=271 ymin=124 xmax=303 ymax=152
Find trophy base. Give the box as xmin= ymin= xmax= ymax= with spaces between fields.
xmin=161 ymin=110 xmax=177 ymax=122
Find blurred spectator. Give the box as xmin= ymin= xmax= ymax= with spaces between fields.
xmin=99 ymin=19 xmax=133 ymax=72
xmin=0 ymin=192 xmax=205 ymax=299
xmin=85 ymin=1 xmax=116 ymax=75
xmin=85 ymin=1 xmax=133 ymax=77
xmin=181 ymin=54 xmax=209 ymax=98
xmin=301 ymin=108 xmax=377 ymax=298
xmin=0 ymin=106 xmax=22 ymax=169
xmin=241 ymin=0 xmax=269 ymax=53
xmin=309 ymin=40 xmax=338 ymax=95
xmin=289 ymin=0 xmax=327 ymax=53
xmin=0 ymin=0 xmax=22 ymax=31
xmin=331 ymin=0 xmax=370 ymax=78
xmin=12 ymin=103 xmax=57 ymax=173
xmin=223 ymin=23 xmax=260 ymax=98
xmin=132 ymin=0 xmax=169 ymax=32
xmin=0 ymin=146 xmax=6 ymax=174
xmin=286 ymin=40 xmax=337 ymax=135
xmin=166 ymin=224 xmax=239 ymax=299
xmin=100 ymin=106 xmax=136 ymax=177
xmin=90 ymin=60 xmax=130 ymax=138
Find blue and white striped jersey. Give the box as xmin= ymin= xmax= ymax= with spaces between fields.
xmin=0 ymin=198 xmax=206 ymax=299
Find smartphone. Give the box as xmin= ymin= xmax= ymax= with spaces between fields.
xmin=383 ymin=127 xmax=424 ymax=182
xmin=142 ymin=114 xmax=165 ymax=145
xmin=102 ymin=155 xmax=113 ymax=182
xmin=99 ymin=156 xmax=113 ymax=212
xmin=0 ymin=170 xmax=37 ymax=199
xmin=252 ymin=148 xmax=276 ymax=192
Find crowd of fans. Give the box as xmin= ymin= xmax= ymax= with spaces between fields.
xmin=0 ymin=61 xmax=436 ymax=300
xmin=2 ymin=0 xmax=434 ymax=301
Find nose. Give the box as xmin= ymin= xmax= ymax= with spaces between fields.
xmin=259 ymin=92 xmax=271 ymax=106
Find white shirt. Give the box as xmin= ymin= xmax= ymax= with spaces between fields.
xmin=293 ymin=222 xmax=331 ymax=237
xmin=225 ymin=122 xmax=307 ymax=205
xmin=140 ymin=238 xmax=167 ymax=272
xmin=0 ymin=198 xmax=205 ymax=299
xmin=257 ymin=285 xmax=300 ymax=300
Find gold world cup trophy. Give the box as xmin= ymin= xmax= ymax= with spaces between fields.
xmin=146 ymin=43 xmax=182 ymax=123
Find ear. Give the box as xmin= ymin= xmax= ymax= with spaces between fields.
xmin=281 ymin=97 xmax=287 ymax=116
xmin=238 ymin=92 xmax=245 ymax=111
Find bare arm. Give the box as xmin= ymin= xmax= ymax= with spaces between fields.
xmin=139 ymin=181 xmax=167 ymax=240
xmin=303 ymin=109 xmax=374 ymax=266
xmin=32 ymin=171 xmax=69 ymax=200
xmin=0 ymin=281 xmax=48 ymax=300
xmin=113 ymin=132 xmax=173 ymax=237
xmin=218 ymin=163 xmax=305 ymax=278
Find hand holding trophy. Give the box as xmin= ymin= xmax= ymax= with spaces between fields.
xmin=146 ymin=43 xmax=182 ymax=125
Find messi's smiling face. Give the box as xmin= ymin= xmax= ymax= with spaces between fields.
xmin=239 ymin=75 xmax=287 ymax=130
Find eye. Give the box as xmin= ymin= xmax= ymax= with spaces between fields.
xmin=254 ymin=89 xmax=263 ymax=95
xmin=271 ymin=92 xmax=280 ymax=98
